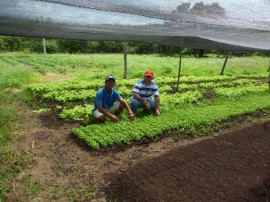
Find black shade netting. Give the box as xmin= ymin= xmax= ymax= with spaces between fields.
xmin=0 ymin=0 xmax=269 ymax=50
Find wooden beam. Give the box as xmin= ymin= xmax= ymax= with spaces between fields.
xmin=123 ymin=42 xmax=128 ymax=79
xmin=176 ymin=47 xmax=182 ymax=92
xmin=43 ymin=38 xmax=47 ymax=61
xmin=220 ymin=51 xmax=231 ymax=75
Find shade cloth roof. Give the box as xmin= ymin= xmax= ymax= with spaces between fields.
xmin=0 ymin=0 xmax=269 ymax=51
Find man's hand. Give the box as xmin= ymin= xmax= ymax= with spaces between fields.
xmin=133 ymin=93 xmax=150 ymax=110
xmin=110 ymin=114 xmax=119 ymax=122
xmin=144 ymin=101 xmax=151 ymax=110
xmin=129 ymin=113 xmax=135 ymax=121
xmin=155 ymin=109 xmax=160 ymax=116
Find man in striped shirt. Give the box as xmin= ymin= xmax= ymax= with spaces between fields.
xmin=130 ymin=70 xmax=160 ymax=116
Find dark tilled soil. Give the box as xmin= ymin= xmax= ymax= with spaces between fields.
xmin=106 ymin=121 xmax=270 ymax=202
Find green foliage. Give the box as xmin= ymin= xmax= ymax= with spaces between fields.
xmin=42 ymin=89 xmax=97 ymax=102
xmin=0 ymin=148 xmax=33 ymax=201
xmin=63 ymin=187 xmax=96 ymax=202
xmin=23 ymin=60 xmax=266 ymax=150
xmin=0 ymin=91 xmax=18 ymax=145
xmin=73 ymin=93 xmax=270 ymax=149
xmin=214 ymin=84 xmax=269 ymax=98
xmin=59 ymin=105 xmax=94 ymax=121
xmin=43 ymin=40 xmax=58 ymax=53
xmin=0 ymin=37 xmax=6 ymax=51
xmin=0 ymin=58 xmax=37 ymax=201
xmin=23 ymin=182 xmax=43 ymax=197
xmin=0 ymin=36 xmax=269 ymax=56
xmin=0 ymin=107 xmax=16 ymax=145
xmin=0 ymin=57 xmax=39 ymax=89
xmin=1 ymin=53 xmax=269 ymax=78
xmin=0 ymin=36 xmax=24 ymax=51
xmin=57 ymin=39 xmax=90 ymax=54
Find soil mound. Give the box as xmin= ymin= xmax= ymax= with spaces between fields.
xmin=106 ymin=121 xmax=270 ymax=201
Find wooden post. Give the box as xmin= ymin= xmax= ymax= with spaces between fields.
xmin=123 ymin=42 xmax=128 ymax=79
xmin=267 ymin=52 xmax=270 ymax=91
xmin=267 ymin=65 xmax=270 ymax=91
xmin=43 ymin=38 xmax=47 ymax=61
xmin=176 ymin=47 xmax=182 ymax=92
xmin=220 ymin=51 xmax=231 ymax=75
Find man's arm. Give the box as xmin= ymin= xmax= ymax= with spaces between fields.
xmin=119 ymin=98 xmax=135 ymax=120
xmin=133 ymin=93 xmax=151 ymax=110
xmin=154 ymin=96 xmax=160 ymax=116
xmin=97 ymin=104 xmax=118 ymax=122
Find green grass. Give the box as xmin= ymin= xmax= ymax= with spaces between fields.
xmin=23 ymin=182 xmax=44 ymax=198
xmin=0 ymin=90 xmax=20 ymax=145
xmin=0 ymin=53 xmax=268 ymax=82
xmin=0 ymin=55 xmax=39 ymax=201
xmin=0 ymin=60 xmax=40 ymax=89
xmin=0 ymin=107 xmax=16 ymax=144
xmin=0 ymin=93 xmax=32 ymax=201
xmin=72 ymin=54 xmax=269 ymax=79
xmin=63 ymin=187 xmax=96 ymax=202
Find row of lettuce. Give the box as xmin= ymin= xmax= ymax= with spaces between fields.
xmin=59 ymin=82 xmax=269 ymax=122
xmin=72 ymin=93 xmax=270 ymax=149
xmin=26 ymin=75 xmax=267 ymax=103
xmin=31 ymin=82 xmax=267 ymax=103
xmin=27 ymin=74 xmax=266 ymax=93
xmin=26 ymin=75 xmax=270 ymax=149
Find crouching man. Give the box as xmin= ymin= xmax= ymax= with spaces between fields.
xmin=130 ymin=70 xmax=160 ymax=116
xmin=92 ymin=74 xmax=135 ymax=122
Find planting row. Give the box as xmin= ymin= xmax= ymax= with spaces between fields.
xmin=30 ymin=79 xmax=266 ymax=103
xmin=72 ymin=93 xmax=270 ymax=149
xmin=59 ymin=83 xmax=269 ymax=122
xmin=59 ymin=90 xmax=203 ymax=121
xmin=26 ymin=75 xmax=267 ymax=94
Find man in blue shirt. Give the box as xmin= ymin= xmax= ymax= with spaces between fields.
xmin=130 ymin=70 xmax=160 ymax=116
xmin=92 ymin=75 xmax=135 ymax=122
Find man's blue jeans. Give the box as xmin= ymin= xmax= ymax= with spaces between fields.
xmin=130 ymin=97 xmax=156 ymax=113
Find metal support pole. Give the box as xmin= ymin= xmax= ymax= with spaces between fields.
xmin=43 ymin=38 xmax=47 ymax=61
xmin=220 ymin=51 xmax=231 ymax=75
xmin=176 ymin=47 xmax=182 ymax=92
xmin=123 ymin=42 xmax=128 ymax=79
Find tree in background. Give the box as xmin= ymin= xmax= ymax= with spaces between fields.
xmin=128 ymin=42 xmax=158 ymax=54
xmin=0 ymin=36 xmax=7 ymax=51
xmin=0 ymin=36 xmax=267 ymax=56
xmin=26 ymin=38 xmax=58 ymax=53
xmin=57 ymin=39 xmax=90 ymax=54
xmin=0 ymin=36 xmax=25 ymax=52
xmin=174 ymin=1 xmax=226 ymax=18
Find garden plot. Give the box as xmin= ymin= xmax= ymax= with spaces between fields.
xmin=26 ymin=75 xmax=270 ymax=149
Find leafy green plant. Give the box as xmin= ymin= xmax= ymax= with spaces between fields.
xmin=59 ymin=104 xmax=94 ymax=121
xmin=73 ymin=93 xmax=270 ymax=149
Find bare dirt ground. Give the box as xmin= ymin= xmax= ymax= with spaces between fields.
xmin=106 ymin=119 xmax=270 ymax=202
xmin=6 ymin=107 xmax=270 ymax=201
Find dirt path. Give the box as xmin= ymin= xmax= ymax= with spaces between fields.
xmin=105 ymin=120 xmax=270 ymax=201
xmin=7 ymin=110 xmax=270 ymax=201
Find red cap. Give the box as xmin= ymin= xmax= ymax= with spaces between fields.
xmin=144 ymin=70 xmax=154 ymax=77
